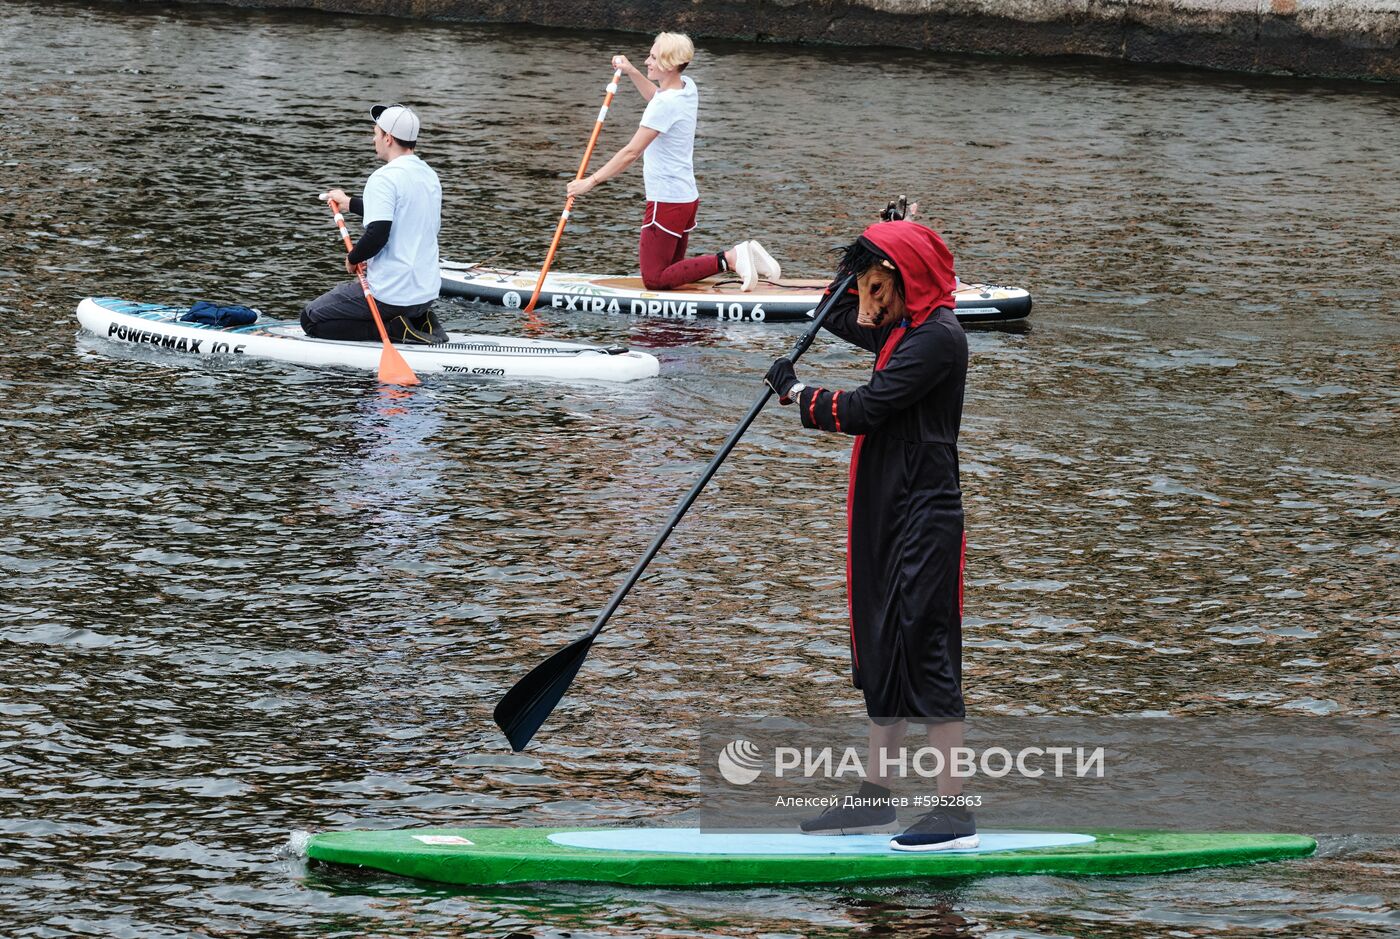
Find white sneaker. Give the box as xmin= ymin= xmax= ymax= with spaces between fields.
xmin=733 ymin=241 xmax=758 ymax=292
xmin=747 ymin=240 xmax=781 ymax=282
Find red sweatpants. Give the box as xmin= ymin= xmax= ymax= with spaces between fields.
xmin=639 ymin=200 xmax=722 ymax=290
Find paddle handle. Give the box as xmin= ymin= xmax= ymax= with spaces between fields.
xmin=327 ymin=201 xmax=393 ymax=346
xmin=524 ymin=67 xmax=625 ymax=315
xmin=574 ymin=67 xmax=622 ymax=179
xmin=585 ymin=272 xmax=858 ymax=638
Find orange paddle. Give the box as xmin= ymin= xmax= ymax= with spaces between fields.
xmin=324 ymin=198 xmax=420 ymax=386
xmin=523 ymin=63 xmax=626 ymax=316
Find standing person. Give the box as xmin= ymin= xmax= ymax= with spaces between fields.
xmin=565 ymin=32 xmax=781 ymax=292
xmin=763 ymin=219 xmax=976 ymax=852
xmin=306 ymin=104 xmax=446 ymax=344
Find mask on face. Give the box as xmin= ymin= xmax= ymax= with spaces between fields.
xmin=856 ymin=259 xmax=906 ymax=329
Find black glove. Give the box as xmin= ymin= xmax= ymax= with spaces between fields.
xmin=881 ymin=194 xmax=909 ymax=222
xmin=765 ymin=357 xmax=800 ymax=405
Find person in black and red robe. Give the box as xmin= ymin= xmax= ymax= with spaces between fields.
xmin=764 ymin=219 xmax=977 ymax=852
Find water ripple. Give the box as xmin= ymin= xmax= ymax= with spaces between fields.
xmin=0 ymin=2 xmax=1396 ymax=936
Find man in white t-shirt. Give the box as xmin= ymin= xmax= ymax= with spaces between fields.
xmin=565 ymin=33 xmax=782 ymax=292
xmin=306 ymin=104 xmax=445 ymax=343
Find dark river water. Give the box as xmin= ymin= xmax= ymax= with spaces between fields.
xmin=2 ymin=1 xmax=1398 ymax=936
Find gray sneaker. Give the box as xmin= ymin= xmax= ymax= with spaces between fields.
xmin=889 ymin=807 xmax=980 ymax=852
xmin=800 ymin=783 xmax=898 ymax=835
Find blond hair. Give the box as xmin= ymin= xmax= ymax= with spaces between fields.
xmin=652 ymin=32 xmax=695 ymax=72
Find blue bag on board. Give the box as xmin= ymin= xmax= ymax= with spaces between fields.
xmin=180 ymin=301 xmax=260 ymax=328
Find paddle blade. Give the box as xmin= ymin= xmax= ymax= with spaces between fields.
xmin=493 ymin=632 xmax=596 ymax=751
xmin=377 ymin=343 xmax=420 ymax=386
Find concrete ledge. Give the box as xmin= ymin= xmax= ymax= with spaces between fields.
xmin=150 ymin=0 xmax=1400 ymax=80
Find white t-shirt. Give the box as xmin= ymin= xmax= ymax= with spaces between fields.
xmin=361 ymin=153 xmax=442 ymax=306
xmin=639 ymin=75 xmax=700 ymax=204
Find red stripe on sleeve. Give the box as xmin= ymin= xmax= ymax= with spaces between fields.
xmin=847 ymin=435 xmax=863 ymax=671
xmin=832 ymin=391 xmax=842 ymax=432
xmin=807 ymin=388 xmax=820 ymax=426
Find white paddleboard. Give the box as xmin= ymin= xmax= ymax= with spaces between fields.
xmin=76 ymin=298 xmax=660 ymax=383
xmin=441 ymin=263 xmax=1033 ymax=325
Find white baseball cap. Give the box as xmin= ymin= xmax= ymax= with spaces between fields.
xmin=370 ymin=104 xmax=420 ymax=144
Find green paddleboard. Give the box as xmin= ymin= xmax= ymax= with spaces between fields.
xmin=304 ymin=827 xmax=1316 ymax=887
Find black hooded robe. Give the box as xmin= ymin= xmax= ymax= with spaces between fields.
xmin=795 ymin=291 xmax=969 ymax=724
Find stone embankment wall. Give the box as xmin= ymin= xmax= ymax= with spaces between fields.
xmin=162 ymin=0 xmax=1400 ymax=80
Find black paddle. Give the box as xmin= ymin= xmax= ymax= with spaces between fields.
xmin=494 ymin=271 xmax=859 ymax=751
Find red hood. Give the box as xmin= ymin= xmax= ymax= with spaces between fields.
xmin=860 ymin=221 xmax=958 ymax=327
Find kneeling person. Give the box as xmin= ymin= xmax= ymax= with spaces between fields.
xmin=566 ymin=33 xmax=781 ymax=292
xmin=305 ymin=104 xmax=446 ymax=344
